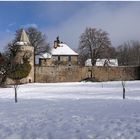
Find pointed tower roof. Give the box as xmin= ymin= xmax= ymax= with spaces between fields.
xmin=15 ymin=29 xmax=31 ymax=46
xmin=20 ymin=29 xmax=30 ymax=44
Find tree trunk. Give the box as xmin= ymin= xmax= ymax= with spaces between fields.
xmin=15 ymin=87 xmax=17 ymax=103
xmin=123 ymin=87 xmax=125 ymax=99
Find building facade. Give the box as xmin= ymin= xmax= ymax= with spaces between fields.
xmin=38 ymin=37 xmax=79 ymax=67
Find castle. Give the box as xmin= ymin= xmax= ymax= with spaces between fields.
xmin=6 ymin=30 xmax=140 ymax=84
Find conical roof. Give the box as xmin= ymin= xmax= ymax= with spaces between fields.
xmin=15 ymin=29 xmax=31 ymax=46
xmin=20 ymin=29 xmax=30 ymax=44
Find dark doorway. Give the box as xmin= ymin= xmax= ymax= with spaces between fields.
xmin=29 ymin=79 xmax=31 ymax=83
xmin=88 ymin=70 xmax=92 ymax=78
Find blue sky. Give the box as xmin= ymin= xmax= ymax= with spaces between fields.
xmin=0 ymin=1 xmax=140 ymax=52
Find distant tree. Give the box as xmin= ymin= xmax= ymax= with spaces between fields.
xmin=0 ymin=43 xmax=17 ymax=86
xmin=78 ymin=27 xmax=112 ymax=66
xmin=0 ymin=53 xmax=5 ymax=86
xmin=116 ymin=40 xmax=140 ymax=66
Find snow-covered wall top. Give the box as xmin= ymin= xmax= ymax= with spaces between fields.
xmin=85 ymin=59 xmax=118 ymax=67
xmin=85 ymin=59 xmax=92 ymax=66
xmin=96 ymin=59 xmax=118 ymax=67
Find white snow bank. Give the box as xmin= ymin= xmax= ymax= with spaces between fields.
xmin=0 ymin=81 xmax=140 ymax=138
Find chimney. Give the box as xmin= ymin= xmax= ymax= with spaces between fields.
xmin=54 ymin=41 xmax=58 ymax=48
xmin=53 ymin=36 xmax=60 ymax=48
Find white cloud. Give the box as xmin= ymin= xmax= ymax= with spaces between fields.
xmin=8 ymin=22 xmax=16 ymax=27
xmin=21 ymin=23 xmax=38 ymax=29
xmin=6 ymin=29 xmax=11 ymax=33
xmin=45 ymin=2 xmax=140 ymax=51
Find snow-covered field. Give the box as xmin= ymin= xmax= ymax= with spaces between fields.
xmin=0 ymin=81 xmax=140 ymax=139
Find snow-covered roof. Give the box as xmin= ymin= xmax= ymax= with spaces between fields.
xmin=39 ymin=53 xmax=52 ymax=59
xmin=51 ymin=43 xmax=78 ymax=56
xmin=96 ymin=59 xmax=118 ymax=67
xmin=85 ymin=59 xmax=118 ymax=67
xmin=85 ymin=59 xmax=92 ymax=66
xmin=36 ymin=53 xmax=52 ymax=64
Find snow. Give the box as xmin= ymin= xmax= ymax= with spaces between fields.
xmin=96 ymin=59 xmax=118 ymax=66
xmin=15 ymin=41 xmax=29 ymax=46
xmin=35 ymin=53 xmax=52 ymax=64
xmin=85 ymin=58 xmax=92 ymax=66
xmin=0 ymin=81 xmax=140 ymax=138
xmin=51 ymin=43 xmax=78 ymax=56
xmin=38 ymin=52 xmax=52 ymax=59
xmin=85 ymin=59 xmax=118 ymax=66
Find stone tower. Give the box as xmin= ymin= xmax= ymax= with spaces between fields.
xmin=14 ymin=29 xmax=34 ymax=83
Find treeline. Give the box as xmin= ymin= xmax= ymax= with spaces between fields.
xmin=116 ymin=41 xmax=140 ymax=66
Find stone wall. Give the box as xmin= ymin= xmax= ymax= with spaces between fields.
xmin=35 ymin=65 xmax=140 ymax=83
xmin=39 ymin=55 xmax=78 ymax=67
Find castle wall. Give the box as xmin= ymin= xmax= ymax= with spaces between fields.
xmin=35 ymin=65 xmax=140 ymax=83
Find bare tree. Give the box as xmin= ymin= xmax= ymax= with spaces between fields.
xmin=122 ymin=81 xmax=126 ymax=99
xmin=78 ymin=27 xmax=112 ymax=66
xmin=121 ymin=68 xmax=127 ymax=100
xmin=8 ymin=60 xmax=31 ymax=103
xmin=13 ymin=80 xmax=19 ymax=103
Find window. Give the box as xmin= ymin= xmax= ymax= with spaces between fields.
xmin=58 ymin=56 xmax=60 ymax=61
xmin=68 ymin=56 xmax=71 ymax=62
